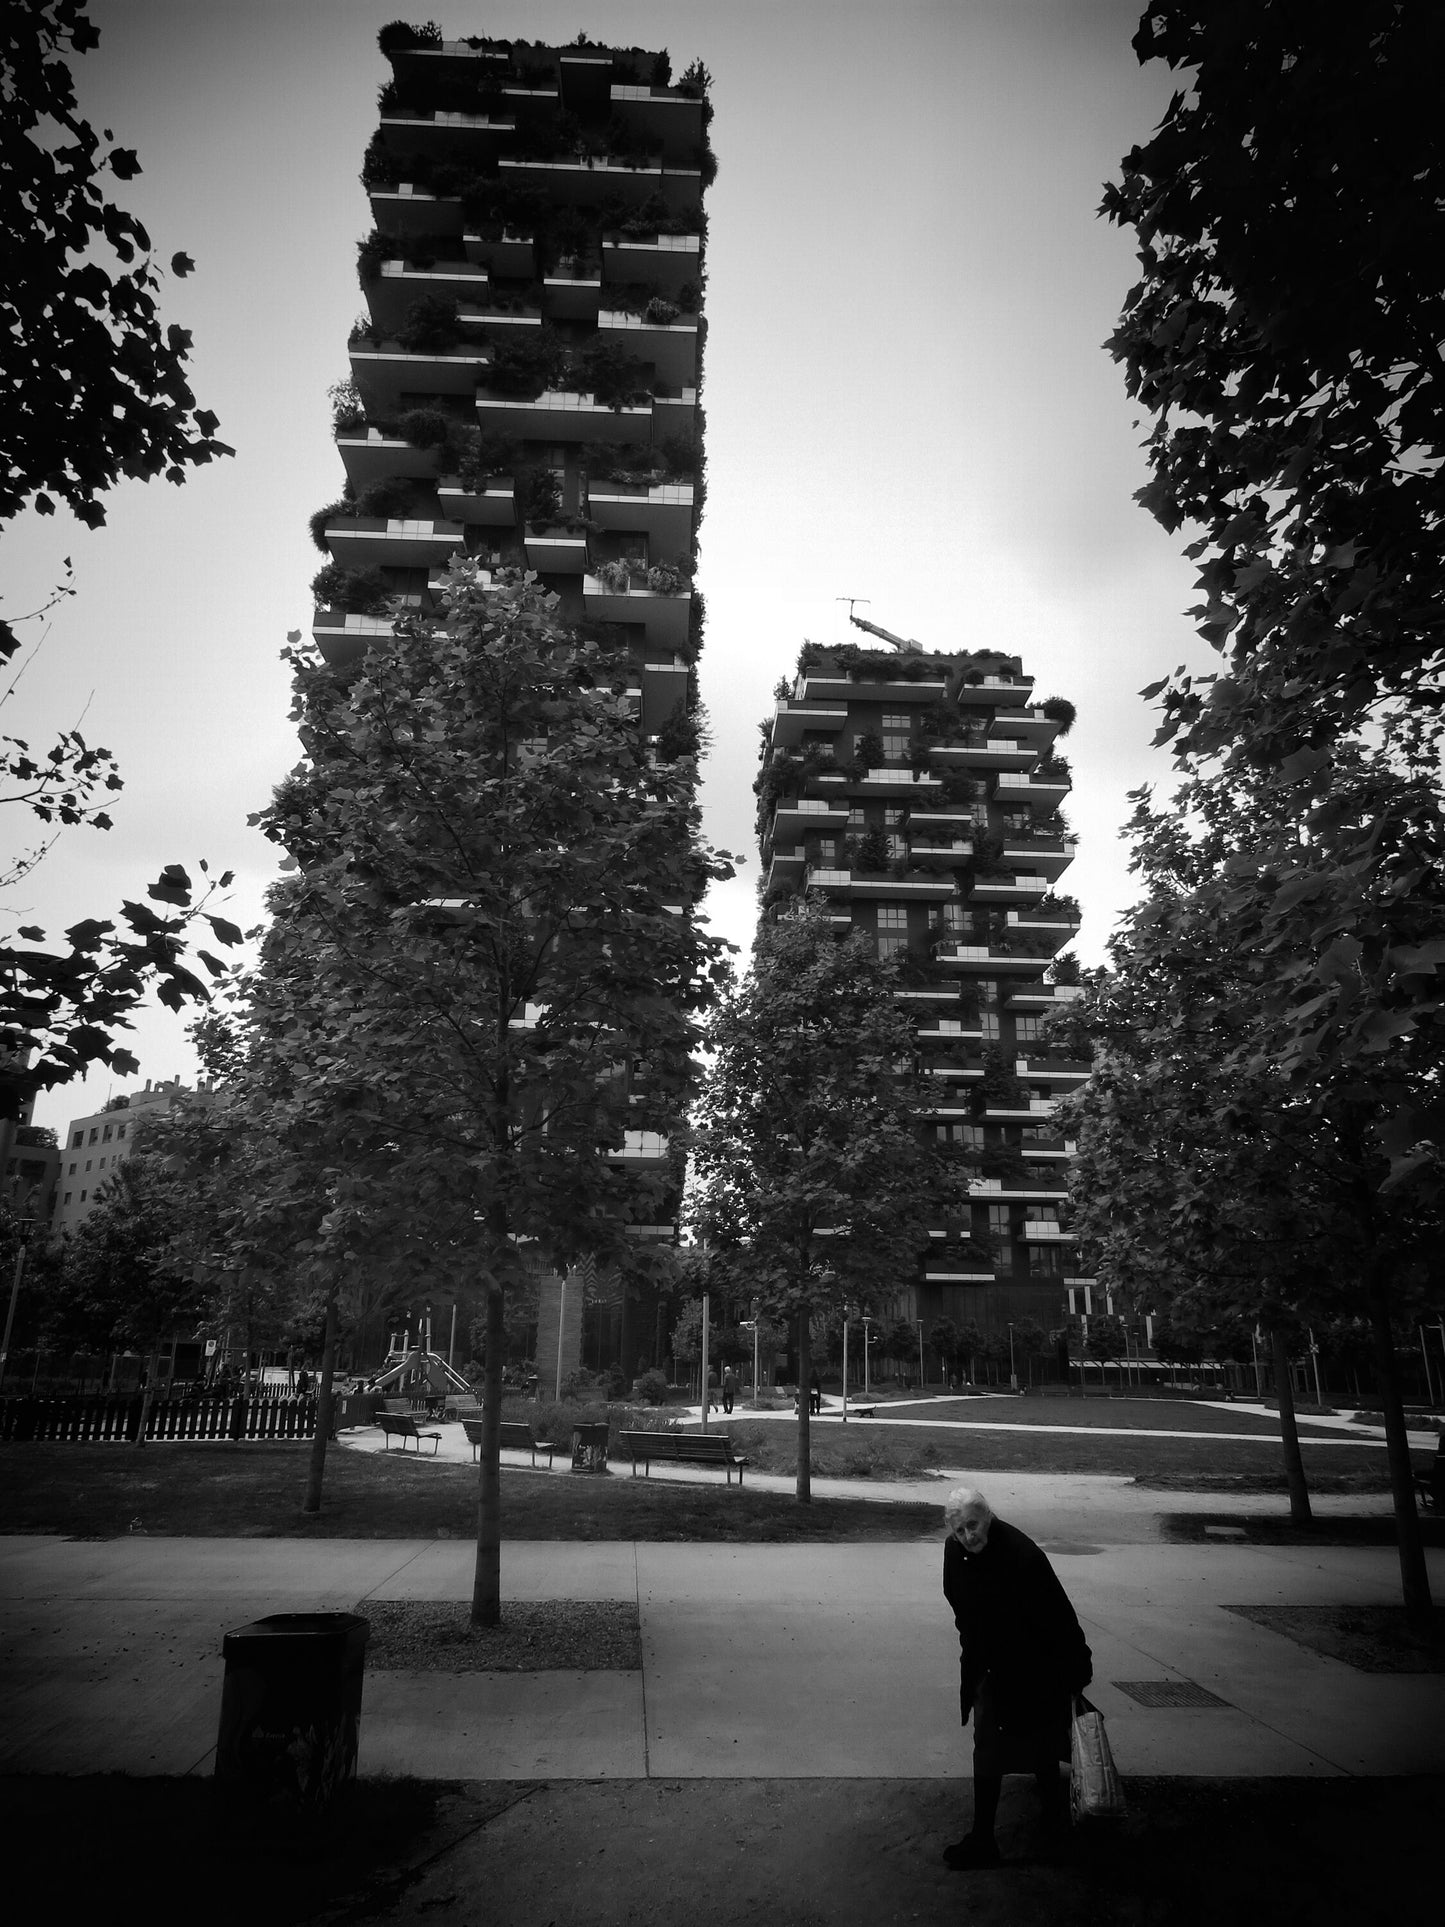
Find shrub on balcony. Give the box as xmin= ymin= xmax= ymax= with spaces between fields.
xmin=360 ymin=131 xmax=401 ymax=187
xmin=578 ymin=341 xmax=651 ymax=411
xmin=487 ymin=326 xmax=569 ymax=398
xmin=595 ymin=557 xmax=634 ymax=593
xmin=1035 ymin=893 xmax=1081 ymax=922
xmin=395 ymin=294 xmax=463 ymax=353
xmin=309 ymin=498 xmax=354 ymax=552
xmin=1047 ymin=952 xmax=1082 ymax=987
xmin=518 ymin=466 xmax=563 ymax=525
xmin=646 ymin=560 xmax=687 ymax=595
xmin=1040 ymin=695 xmax=1076 ymax=736
xmin=853 ymin=729 xmax=884 ymax=770
xmin=309 ymin=563 xmax=393 ymax=615
xmin=377 ymin=20 xmax=443 ymax=54
xmin=328 ymin=380 xmax=365 ymax=433
xmin=1036 ymin=754 xmax=1072 ymax=784
xmin=854 ymin=827 xmax=889 ymax=874
xmin=454 ymin=431 xmax=521 ymax=491
xmin=643 ymin=295 xmax=681 ymax=325
xmin=395 ymin=406 xmax=455 ymax=449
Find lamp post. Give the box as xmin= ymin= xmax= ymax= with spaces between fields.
xmin=1008 ymin=1321 xmax=1017 ymax=1391
xmin=861 ymin=1315 xmax=873 ymax=1398
xmin=842 ymin=1310 xmax=850 ymax=1423
xmin=917 ymin=1319 xmax=925 ymax=1395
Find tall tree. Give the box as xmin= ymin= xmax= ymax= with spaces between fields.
xmin=690 ymin=899 xmax=967 ymax=1501
xmin=0 ymin=0 xmax=232 ymax=542
xmin=244 ymin=563 xmax=730 ymax=1618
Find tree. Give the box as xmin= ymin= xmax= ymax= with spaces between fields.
xmin=0 ymin=0 xmax=233 ymax=543
xmin=243 ymin=563 xmax=730 ymax=1619
xmin=1057 ymin=747 xmax=1444 ymax=1585
xmin=689 ymin=898 xmax=967 ymax=1500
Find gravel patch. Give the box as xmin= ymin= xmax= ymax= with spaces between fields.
xmin=360 ymin=1599 xmax=640 ymax=1672
xmin=1223 ymin=1603 xmax=1445 ymax=1672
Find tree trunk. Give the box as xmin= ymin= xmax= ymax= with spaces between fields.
xmin=795 ymin=1310 xmax=812 ymax=1505
xmin=1366 ymin=1272 xmax=1433 ymax=1631
xmin=301 ymin=1286 xmax=340 ymax=1514
xmin=1270 ymin=1326 xmax=1312 ymax=1526
xmin=471 ymin=1270 xmax=506 ymax=1627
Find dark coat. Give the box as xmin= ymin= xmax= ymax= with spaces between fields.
xmin=943 ymin=1517 xmax=1092 ymax=1765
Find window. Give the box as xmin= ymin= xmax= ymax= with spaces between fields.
xmin=886 ymin=833 xmax=906 ymax=862
xmin=85 ymin=1160 xmax=92 ymax=1173
xmin=977 ymin=979 xmax=1000 ymax=1007
xmin=876 ymin=905 xmax=909 ymax=958
xmin=970 ymin=802 xmax=991 ymax=829
xmin=71 ymin=1131 xmax=83 ymax=1149
xmin=980 ymin=1012 xmax=1000 ymax=1042
xmin=1015 ymin=1015 xmax=1043 ymax=1045
xmin=68 ymin=1163 xmax=76 ymax=1175
xmin=1029 ymin=1246 xmax=1065 ymax=1276
xmin=847 ymin=807 xmax=868 ymax=830
xmin=116 ymin=1124 xmax=126 ymax=1140
xmin=882 ymin=712 xmax=911 ymax=761
xmin=987 ymin=1204 xmax=1012 ymax=1239
xmin=102 ymin=1125 xmax=113 ymax=1142
xmin=63 ymin=1192 xmax=72 ymax=1206
xmin=79 ymin=1190 xmax=87 ymax=1202
xmin=88 ymin=1128 xmax=99 ymax=1145
xmin=936 ymin=1122 xmax=983 ymax=1149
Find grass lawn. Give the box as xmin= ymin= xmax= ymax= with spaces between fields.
xmin=0 ymin=1442 xmax=942 ymax=1541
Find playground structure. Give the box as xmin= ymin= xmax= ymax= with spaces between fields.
xmin=369 ymin=1308 xmax=471 ymax=1399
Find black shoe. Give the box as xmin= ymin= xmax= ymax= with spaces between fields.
xmin=942 ymin=1833 xmax=1004 ymax=1870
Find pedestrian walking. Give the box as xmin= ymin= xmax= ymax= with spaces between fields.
xmin=810 ymin=1369 xmax=822 ymax=1414
xmin=706 ymin=1364 xmax=719 ymax=1413
xmin=941 ymin=1485 xmax=1092 ymax=1868
xmin=721 ymin=1366 xmax=735 ymax=1415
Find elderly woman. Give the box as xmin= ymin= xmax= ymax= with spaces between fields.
xmin=942 ymin=1485 xmax=1093 ymax=1868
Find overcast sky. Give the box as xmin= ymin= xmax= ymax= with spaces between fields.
xmin=6 ymin=0 xmax=1211 ymax=1138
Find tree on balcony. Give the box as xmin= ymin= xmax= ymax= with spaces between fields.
xmin=239 ymin=562 xmax=732 ymax=1621
xmin=689 ymin=899 xmax=968 ymax=1502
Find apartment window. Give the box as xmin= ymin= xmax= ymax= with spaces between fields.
xmin=1015 ymin=1016 xmax=1043 ymax=1045
xmin=71 ymin=1131 xmax=83 ymax=1149
xmin=886 ymin=833 xmax=906 ymax=862
xmin=68 ymin=1163 xmax=76 ymax=1175
xmin=116 ymin=1124 xmax=126 ymax=1140
xmin=970 ymin=802 xmax=991 ymax=829
xmin=102 ymin=1124 xmax=113 ymax=1142
xmin=876 ymin=905 xmax=909 ymax=958
xmin=987 ymin=1204 xmax=1011 ymax=1239
xmin=847 ymin=807 xmax=868 ymax=830
xmin=63 ymin=1192 xmax=72 ymax=1206
xmin=88 ymin=1128 xmax=99 ymax=1144
xmin=978 ymin=979 xmax=1000 ymax=1007
xmin=980 ymin=1012 xmax=1001 ymax=1042
xmin=936 ymin=1122 xmax=983 ymax=1149
xmin=1029 ymin=1246 xmax=1065 ymax=1276
xmin=85 ymin=1160 xmax=92 ymax=1172
xmin=882 ymin=712 xmax=911 ymax=762
xmin=1024 ymin=1203 xmax=1059 ymax=1223
xmin=80 ymin=1190 xmax=87 ymax=1202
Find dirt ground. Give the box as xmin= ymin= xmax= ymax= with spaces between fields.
xmin=8 ymin=1773 xmax=1440 ymax=1927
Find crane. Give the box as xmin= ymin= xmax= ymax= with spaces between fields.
xmin=837 ymin=599 xmax=925 ymax=655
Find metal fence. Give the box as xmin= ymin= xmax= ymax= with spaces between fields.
xmin=0 ymin=1392 xmax=320 ymax=1444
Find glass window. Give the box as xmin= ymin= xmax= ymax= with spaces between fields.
xmin=987 ymin=1204 xmax=1011 ymax=1238
xmin=88 ymin=1128 xmax=98 ymax=1145
xmin=876 ymin=904 xmax=908 ymax=958
xmin=102 ymin=1125 xmax=113 ymax=1142
xmin=1015 ymin=1015 xmax=1043 ymax=1044
xmin=116 ymin=1124 xmax=126 ymax=1139
xmin=72 ymin=1132 xmax=83 ymax=1148
xmin=64 ymin=1192 xmax=72 ymax=1206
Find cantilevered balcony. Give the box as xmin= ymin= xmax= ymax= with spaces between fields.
xmin=996 ymin=768 xmax=1071 ymax=806
xmin=322 ymin=516 xmax=466 ymax=570
xmin=1022 ymin=1219 xmax=1077 ymax=1242
xmin=853 ymin=766 xmax=943 ymax=798
xmin=582 ymin=571 xmax=691 ymax=649
xmin=769 ymin=699 xmax=849 ymax=749
xmin=765 ymin=845 xmax=807 ymax=895
xmin=908 ymin=835 xmax=974 ymax=863
xmin=981 ymin=1095 xmax=1059 ymax=1125
xmin=378 ymin=110 xmax=515 ymax=160
xmin=923 ymin=1059 xmax=984 ymax=1085
xmin=463 ymin=227 xmax=537 ymax=276
xmin=640 ymin=656 xmax=690 ymax=732
xmin=652 ymin=384 xmax=697 ymax=439
xmin=1000 ymin=835 xmax=1077 ymax=881
xmin=365 ymin=260 xmax=490 ymax=334
xmin=436 ymin=474 xmax=516 ymax=525
xmin=607 ymin=1129 xmax=670 ymax=1169
xmin=542 ymin=264 xmax=602 ymax=322
xmin=798 ymin=673 xmax=948 ymax=704
xmin=524 ymin=523 xmax=590 ymax=572
xmin=602 ymin=231 xmax=702 ymax=289
xmin=337 ymin=426 xmax=448 ymax=491
xmin=914 ymin=1019 xmax=984 ymax=1044
xmin=312 ymin=607 xmax=399 ymax=671
xmin=971 ymin=874 xmax=1051 ymax=906
xmin=476 ymin=387 xmax=654 ymax=443
xmin=803 ymin=866 xmax=955 ymax=900
xmin=597 ymin=309 xmax=700 ymax=385
xmin=771 ymin=796 xmax=850 ymax=839
xmin=608 ymin=83 xmax=706 ymax=158
xmin=350 ymin=342 xmax=491 ymax=413
xmin=950 ymin=671 xmax=1035 ymax=706
xmin=498 ymin=154 xmax=702 ymax=211
xmin=928 ymin=738 xmax=1035 ymax=772
xmin=1004 ymin=909 xmax=1079 ymax=953
xmin=367 ymin=183 xmax=464 ymax=239
xmin=1005 ymin=982 xmax=1084 ymax=1011
xmin=935 ymin=944 xmax=1056 ymax=975
xmin=1015 ymin=1056 xmax=1090 ymax=1089
xmin=585 ymin=477 xmax=693 ymax=552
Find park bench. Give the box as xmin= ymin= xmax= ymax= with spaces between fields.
xmin=1415 ymin=1443 xmax=1444 ymax=1511
xmin=620 ymin=1431 xmax=748 ymax=1485
xmin=377 ymin=1412 xmax=442 ymax=1454
xmin=445 ymin=1397 xmax=485 ymax=1422
xmin=463 ymin=1418 xmax=558 ymax=1467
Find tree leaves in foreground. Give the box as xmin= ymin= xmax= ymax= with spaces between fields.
xmin=689 ymin=898 xmax=967 ymax=1501
xmin=242 ymin=564 xmax=732 ymax=1617
xmin=0 ymin=0 xmax=233 ymax=547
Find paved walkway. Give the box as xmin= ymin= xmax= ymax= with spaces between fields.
xmin=2 ymin=1481 xmax=1440 ymax=1786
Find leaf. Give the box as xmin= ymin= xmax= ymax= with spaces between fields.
xmin=204 ymin=915 xmax=245 ymax=947
xmin=170 ymin=252 xmax=195 ymax=277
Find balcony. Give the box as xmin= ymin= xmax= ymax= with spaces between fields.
xmin=996 ymin=768 xmax=1072 ymax=805
xmin=312 ymin=607 xmax=399 ymax=670
xmin=908 ymin=836 xmax=973 ymax=863
xmin=524 ymin=523 xmax=590 ymax=573
xmin=337 ymin=427 xmax=448 ymax=491
xmin=367 ymin=182 xmax=463 ymax=239
xmin=924 ymin=1061 xmax=984 ymax=1084
xmin=1005 ymin=982 xmax=1085 ymax=1011
xmin=935 ymin=944 xmax=1056 ymax=975
xmin=799 ymin=673 xmax=948 ymax=704
xmin=971 ymin=874 xmax=1051 ymax=906
xmin=804 ymin=866 xmax=955 ymax=900
xmin=608 ymin=84 xmax=706 ymax=158
xmin=929 ymin=738 xmax=1035 ymax=771
xmin=585 ymin=477 xmax=693 ymax=551
xmin=771 ymin=797 xmax=850 ymax=837
xmin=1023 ymin=1219 xmax=1077 ymax=1242
xmin=608 ymin=1129 xmax=670 ymax=1167
xmin=476 ymin=387 xmax=654 ymax=444
xmin=602 ymin=231 xmax=702 ymax=289
xmin=1000 ymin=835 xmax=1077 ymax=880
xmin=951 ymin=672 xmax=1035 ymax=705
xmin=982 ymin=1097 xmax=1059 ymax=1124
xmin=463 ymin=227 xmax=537 ymax=276
xmin=597 ymin=308 xmax=700 ymax=386
xmin=652 ymin=384 xmax=697 ymax=438
xmin=1005 ymin=910 xmax=1080 ymax=954
xmin=323 ymin=516 xmax=467 ymax=570
xmin=766 ymin=845 xmax=807 ymax=893
xmin=542 ymin=264 xmax=602 ymax=322
xmin=582 ymin=571 xmax=691 ymax=649
xmin=1015 ymin=1056 xmax=1090 ymax=1088
xmin=854 ymin=766 xmax=943 ymax=798
xmin=498 ymin=154 xmax=702 ymax=211
xmin=915 ymin=1021 xmax=984 ymax=1044
xmin=379 ymin=110 xmax=515 ymax=160
xmin=436 ymin=475 xmax=516 ymax=526
xmin=366 ymin=260 xmax=491 ymax=334
xmin=350 ymin=342 xmax=491 ymax=413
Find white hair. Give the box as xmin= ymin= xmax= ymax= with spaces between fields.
xmin=944 ymin=1485 xmax=992 ymax=1532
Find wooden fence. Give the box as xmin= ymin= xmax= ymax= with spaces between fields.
xmin=0 ymin=1392 xmax=320 ymax=1444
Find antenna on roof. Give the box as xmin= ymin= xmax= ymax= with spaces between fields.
xmin=837 ymin=597 xmax=871 ymax=625
xmin=840 ymin=605 xmax=924 ymax=655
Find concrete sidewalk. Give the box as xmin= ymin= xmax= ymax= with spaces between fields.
xmin=2 ymin=1513 xmax=1441 ymax=1786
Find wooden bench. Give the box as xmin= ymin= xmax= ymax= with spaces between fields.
xmin=1415 ymin=1451 xmax=1444 ymax=1511
xmin=445 ymin=1398 xmax=485 ymax=1422
xmin=377 ymin=1412 xmax=442 ymax=1454
xmin=462 ymin=1418 xmax=558 ymax=1467
xmin=620 ymin=1431 xmax=747 ymax=1485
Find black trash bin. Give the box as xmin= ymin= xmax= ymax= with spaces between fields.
xmin=570 ymin=1421 xmax=610 ymax=1473
xmin=215 ymin=1612 xmax=369 ymax=1817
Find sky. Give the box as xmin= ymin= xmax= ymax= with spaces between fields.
xmin=6 ymin=0 xmax=1212 ymax=1139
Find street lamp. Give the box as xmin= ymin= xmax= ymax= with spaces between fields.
xmin=1008 ymin=1321 xmax=1018 ymax=1392
xmin=916 ymin=1319 xmax=925 ymax=1396
xmin=861 ymin=1314 xmax=873 ymax=1398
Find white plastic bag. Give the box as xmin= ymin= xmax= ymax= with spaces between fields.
xmin=1070 ymin=1694 xmax=1127 ymax=1821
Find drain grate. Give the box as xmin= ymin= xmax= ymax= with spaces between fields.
xmin=1112 ymin=1679 xmax=1232 ymax=1709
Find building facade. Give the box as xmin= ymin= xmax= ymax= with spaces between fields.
xmin=756 ymin=632 xmax=1093 ymax=1344
xmin=309 ymin=26 xmax=714 ymax=1381
xmin=51 ymin=1078 xmax=207 ymax=1240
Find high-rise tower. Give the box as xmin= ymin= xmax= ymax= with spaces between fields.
xmin=756 ymin=628 xmax=1093 ymax=1357
xmin=309 ymin=25 xmax=714 ymax=1380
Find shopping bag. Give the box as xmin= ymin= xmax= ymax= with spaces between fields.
xmin=1069 ymin=1694 xmax=1127 ymax=1821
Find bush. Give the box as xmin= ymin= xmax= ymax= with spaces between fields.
xmin=310 ymin=563 xmax=392 ymax=614
xmin=396 ymin=294 xmax=462 ymax=354
xmin=396 ymin=406 xmax=454 ymax=448
xmin=632 ymin=1368 xmax=669 ymax=1404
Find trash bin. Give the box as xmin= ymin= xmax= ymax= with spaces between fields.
xmin=570 ymin=1421 xmax=610 ymax=1473
xmin=215 ymin=1611 xmax=369 ymax=1817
